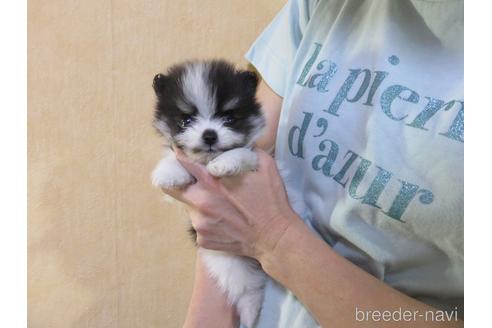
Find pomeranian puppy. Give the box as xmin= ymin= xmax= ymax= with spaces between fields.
xmin=151 ymin=60 xmax=267 ymax=327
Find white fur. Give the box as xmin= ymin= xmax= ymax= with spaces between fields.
xmin=176 ymin=99 xmax=194 ymax=114
xmin=223 ymin=97 xmax=240 ymax=111
xmin=151 ymin=151 xmax=195 ymax=188
xmin=182 ymin=62 xmax=216 ymax=117
xmin=246 ymin=115 xmax=267 ymax=148
xmin=199 ymin=249 xmax=266 ymax=328
xmin=174 ymin=118 xmax=245 ymax=163
xmin=207 ymin=148 xmax=257 ymax=177
xmin=153 ymin=119 xmax=170 ymax=137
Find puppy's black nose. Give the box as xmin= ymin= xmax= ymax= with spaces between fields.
xmin=202 ymin=129 xmax=218 ymax=145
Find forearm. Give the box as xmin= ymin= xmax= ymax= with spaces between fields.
xmin=183 ymin=255 xmax=238 ymax=328
xmin=259 ymin=217 xmax=463 ymax=328
xmin=254 ymin=79 xmax=282 ymax=152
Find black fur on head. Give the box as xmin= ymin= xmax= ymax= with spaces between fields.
xmin=152 ymin=60 xmax=264 ymax=163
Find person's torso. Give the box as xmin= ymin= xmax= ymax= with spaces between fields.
xmin=258 ymin=1 xmax=463 ymax=327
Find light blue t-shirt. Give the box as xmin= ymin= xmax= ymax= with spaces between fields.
xmin=245 ymin=0 xmax=463 ymax=326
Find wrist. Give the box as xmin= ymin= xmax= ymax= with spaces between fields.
xmin=256 ymin=212 xmax=310 ymax=275
xmin=253 ymin=208 xmax=297 ymax=260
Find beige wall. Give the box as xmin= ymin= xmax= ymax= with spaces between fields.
xmin=28 ymin=1 xmax=284 ymax=327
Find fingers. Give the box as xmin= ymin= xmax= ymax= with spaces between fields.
xmin=162 ymin=181 xmax=226 ymax=217
xmin=189 ymin=211 xmax=242 ymax=252
xmin=160 ymin=186 xmax=188 ymax=204
xmin=255 ymin=148 xmax=276 ymax=171
xmin=175 ymin=148 xmax=205 ymax=178
xmin=176 ymin=149 xmax=216 ymax=184
xmin=195 ymin=236 xmax=242 ymax=253
xmin=161 ymin=182 xmax=203 ymax=207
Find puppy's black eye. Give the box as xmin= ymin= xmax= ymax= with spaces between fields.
xmin=224 ymin=115 xmax=235 ymax=125
xmin=178 ymin=116 xmax=192 ymax=128
xmin=222 ymin=111 xmax=237 ymax=125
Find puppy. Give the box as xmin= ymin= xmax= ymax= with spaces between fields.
xmin=151 ymin=60 xmax=267 ymax=327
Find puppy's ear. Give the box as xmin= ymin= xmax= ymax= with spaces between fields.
xmin=239 ymin=70 xmax=259 ymax=94
xmin=153 ymin=73 xmax=168 ymax=95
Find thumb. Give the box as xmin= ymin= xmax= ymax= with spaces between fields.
xmin=175 ymin=149 xmax=217 ymax=186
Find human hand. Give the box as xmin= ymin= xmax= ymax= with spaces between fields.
xmin=162 ymin=148 xmax=299 ymax=261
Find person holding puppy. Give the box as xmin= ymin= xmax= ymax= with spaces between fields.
xmin=164 ymin=0 xmax=464 ymax=327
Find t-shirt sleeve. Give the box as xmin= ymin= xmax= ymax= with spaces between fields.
xmin=245 ymin=0 xmax=318 ymax=97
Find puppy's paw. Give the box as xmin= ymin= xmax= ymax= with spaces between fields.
xmin=152 ymin=159 xmax=194 ymax=189
xmin=206 ymin=158 xmax=242 ymax=177
xmin=206 ymin=148 xmax=257 ymax=177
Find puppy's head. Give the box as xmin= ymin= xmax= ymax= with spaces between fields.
xmin=153 ymin=60 xmax=265 ymax=163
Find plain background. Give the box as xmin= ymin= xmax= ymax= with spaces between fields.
xmin=28 ymin=1 xmax=285 ymax=327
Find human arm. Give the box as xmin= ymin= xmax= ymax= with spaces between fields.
xmin=173 ymin=149 xmax=463 ymax=328
xmin=183 ymin=251 xmax=238 ymax=328
xmin=253 ymin=78 xmax=283 ymax=152
xmin=260 ymin=213 xmax=464 ymax=327
xmin=168 ymin=77 xmax=462 ymax=327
